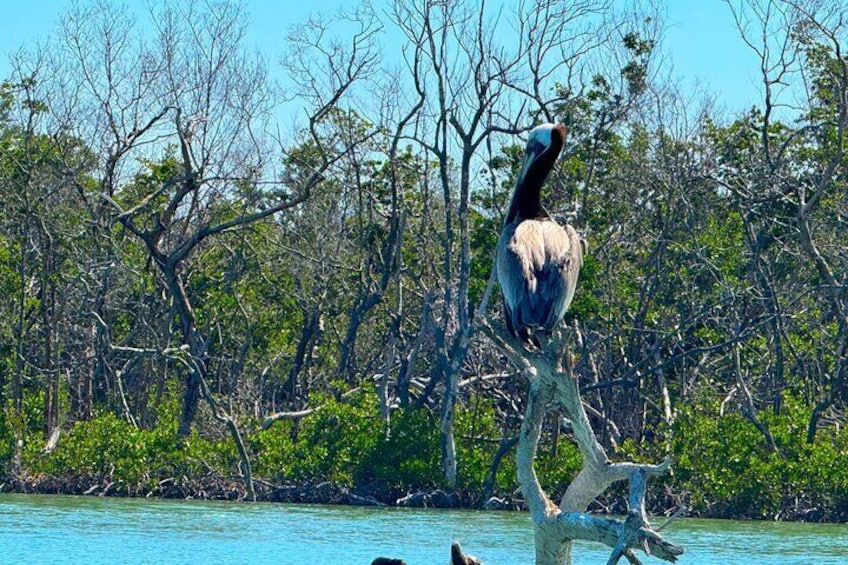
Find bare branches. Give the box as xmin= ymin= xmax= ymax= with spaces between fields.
xmin=261 ymin=407 xmax=322 ymax=430
xmin=720 ymin=0 xmax=848 ymax=441
xmin=283 ymin=3 xmax=382 ymax=127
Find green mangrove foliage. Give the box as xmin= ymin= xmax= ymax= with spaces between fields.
xmin=5 ymin=388 xmax=847 ymax=520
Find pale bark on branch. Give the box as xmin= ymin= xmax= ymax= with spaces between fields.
xmin=480 ymin=319 xmax=683 ymax=565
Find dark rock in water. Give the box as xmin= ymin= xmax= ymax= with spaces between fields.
xmin=371 ymin=558 xmax=407 ymax=565
xmin=451 ymin=542 xmax=483 ymax=565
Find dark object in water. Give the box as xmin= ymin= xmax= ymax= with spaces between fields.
xmin=451 ymin=541 xmax=484 ymax=565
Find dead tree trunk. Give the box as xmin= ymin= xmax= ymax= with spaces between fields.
xmin=483 ymin=320 xmax=684 ymax=565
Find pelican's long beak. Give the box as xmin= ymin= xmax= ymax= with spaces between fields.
xmin=517 ymin=139 xmax=545 ymax=186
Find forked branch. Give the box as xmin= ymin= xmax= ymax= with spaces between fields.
xmin=480 ymin=318 xmax=683 ymax=565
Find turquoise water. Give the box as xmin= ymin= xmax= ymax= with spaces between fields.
xmin=1 ymin=493 xmax=846 ymax=564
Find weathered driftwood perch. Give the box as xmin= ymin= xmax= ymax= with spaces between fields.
xmin=481 ymin=318 xmax=684 ymax=565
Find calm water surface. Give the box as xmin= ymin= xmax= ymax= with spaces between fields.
xmin=1 ymin=493 xmax=845 ymax=564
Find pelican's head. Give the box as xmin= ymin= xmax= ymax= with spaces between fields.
xmin=517 ymin=123 xmax=567 ymax=186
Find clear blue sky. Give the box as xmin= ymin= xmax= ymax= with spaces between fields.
xmin=663 ymin=0 xmax=764 ymax=113
xmin=0 ymin=0 xmax=763 ymax=117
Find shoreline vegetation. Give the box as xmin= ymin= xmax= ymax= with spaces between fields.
xmin=3 ymin=389 xmax=846 ymax=523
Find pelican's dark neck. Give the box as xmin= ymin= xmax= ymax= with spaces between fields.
xmin=505 ymin=178 xmax=547 ymax=223
xmin=505 ymin=150 xmax=559 ymax=224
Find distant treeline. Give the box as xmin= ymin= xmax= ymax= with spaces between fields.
xmin=0 ymin=0 xmax=846 ymax=521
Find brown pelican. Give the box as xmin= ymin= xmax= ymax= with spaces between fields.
xmin=496 ymin=123 xmax=582 ymax=346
